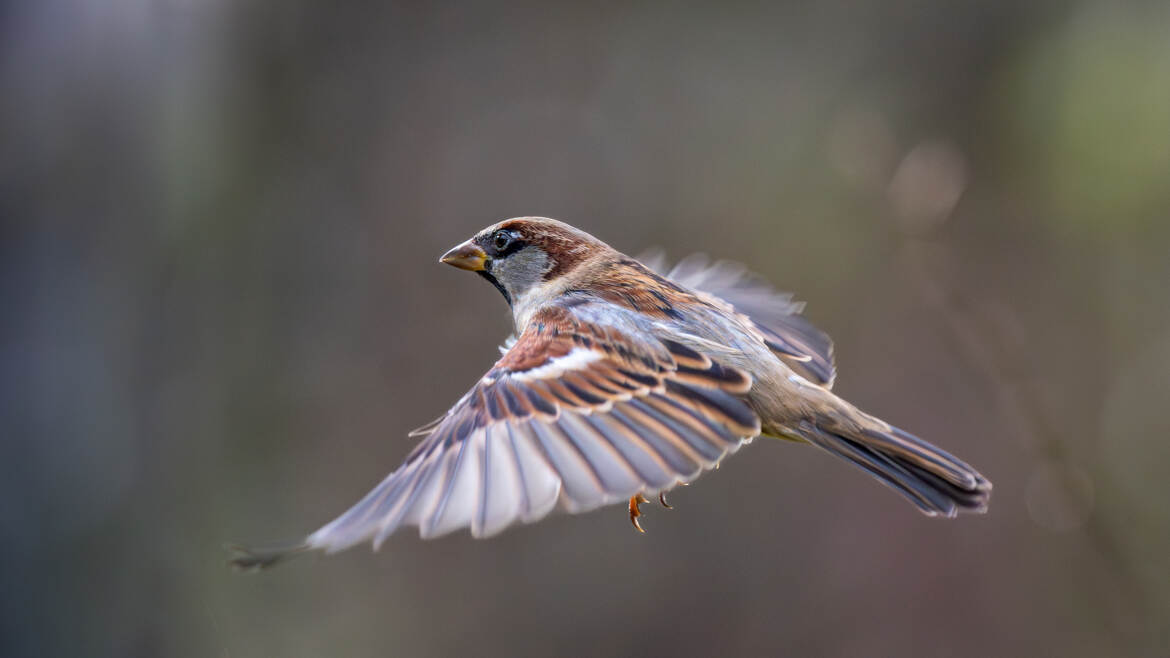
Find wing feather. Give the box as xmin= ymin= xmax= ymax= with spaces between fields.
xmin=559 ymin=412 xmax=643 ymax=498
xmin=530 ymin=420 xmax=609 ymax=512
xmin=304 ymin=304 xmax=760 ymax=553
xmin=645 ymin=252 xmax=837 ymax=387
xmin=507 ymin=422 xmax=562 ymax=523
xmin=580 ymin=412 xmax=676 ymax=490
xmin=608 ymin=403 xmax=704 ymax=476
xmin=477 ymin=427 xmax=521 ymax=537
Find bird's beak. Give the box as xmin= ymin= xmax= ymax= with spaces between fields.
xmin=439 ymin=241 xmax=488 ymax=271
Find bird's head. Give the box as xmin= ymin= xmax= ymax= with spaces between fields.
xmin=440 ymin=217 xmax=611 ymax=314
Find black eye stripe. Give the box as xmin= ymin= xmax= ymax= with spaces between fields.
xmin=498 ymin=239 xmax=526 ymax=257
xmin=482 ymin=230 xmax=526 ymax=258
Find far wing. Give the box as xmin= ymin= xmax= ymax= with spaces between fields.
xmin=304 ymin=305 xmax=760 ymax=553
xmin=642 ymin=251 xmax=836 ymax=388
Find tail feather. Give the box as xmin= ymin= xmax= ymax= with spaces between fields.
xmin=796 ymin=420 xmax=991 ymax=517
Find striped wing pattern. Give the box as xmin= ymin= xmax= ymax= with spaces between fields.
xmin=643 ymin=252 xmax=837 ymax=387
xmin=306 ymin=306 xmax=760 ymax=553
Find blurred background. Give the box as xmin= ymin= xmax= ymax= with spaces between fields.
xmin=3 ymin=1 xmax=1169 ymax=656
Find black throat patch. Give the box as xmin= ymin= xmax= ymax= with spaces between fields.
xmin=476 ymin=268 xmax=512 ymax=307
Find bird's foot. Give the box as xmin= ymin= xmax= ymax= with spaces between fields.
xmin=627 ymin=492 xmax=674 ymax=533
xmin=628 ymin=494 xmax=648 ymax=533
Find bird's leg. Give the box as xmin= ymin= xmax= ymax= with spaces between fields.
xmin=628 ymin=494 xmax=649 ymax=533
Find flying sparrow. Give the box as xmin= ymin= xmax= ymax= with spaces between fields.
xmin=229 ymin=217 xmax=990 ymax=569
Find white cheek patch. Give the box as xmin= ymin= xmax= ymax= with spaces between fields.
xmin=511 ymin=348 xmax=602 ymax=381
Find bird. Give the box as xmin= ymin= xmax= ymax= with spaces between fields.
xmin=228 ymin=217 xmax=990 ymax=569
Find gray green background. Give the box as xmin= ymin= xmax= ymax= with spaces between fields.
xmin=3 ymin=1 xmax=1169 ymax=656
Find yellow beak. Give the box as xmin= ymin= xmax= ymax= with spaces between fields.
xmin=439 ymin=241 xmax=488 ymax=271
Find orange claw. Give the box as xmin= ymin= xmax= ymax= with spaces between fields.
xmin=628 ymin=494 xmax=649 ymax=533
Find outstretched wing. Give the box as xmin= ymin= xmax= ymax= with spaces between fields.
xmin=642 ymin=251 xmax=836 ymax=388
xmin=304 ymin=305 xmax=760 ymax=554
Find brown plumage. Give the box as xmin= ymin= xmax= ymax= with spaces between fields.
xmin=229 ymin=217 xmax=990 ymax=570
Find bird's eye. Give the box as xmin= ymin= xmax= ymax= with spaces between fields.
xmin=492 ymin=230 xmax=512 ymax=251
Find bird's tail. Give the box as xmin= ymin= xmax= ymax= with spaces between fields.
xmin=794 ymin=411 xmax=991 ymax=517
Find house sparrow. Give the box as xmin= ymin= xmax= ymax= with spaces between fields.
xmin=229 ymin=217 xmax=990 ymax=569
